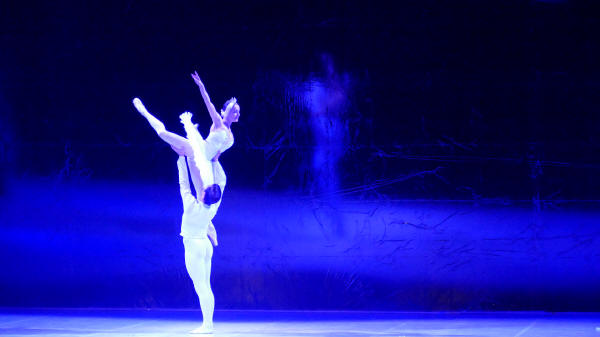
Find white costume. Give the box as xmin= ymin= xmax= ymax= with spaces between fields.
xmin=134 ymin=78 xmax=236 ymax=335
xmin=202 ymin=127 xmax=233 ymax=190
xmin=178 ymin=157 xmax=222 ymax=238
xmin=182 ymin=114 xmax=232 ymax=190
xmin=177 ymin=157 xmax=217 ymax=333
xmin=178 ymin=114 xmax=228 ymax=334
xmin=205 ymin=127 xmax=234 ymax=160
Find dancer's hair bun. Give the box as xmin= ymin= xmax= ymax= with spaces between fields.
xmin=222 ymin=97 xmax=237 ymax=112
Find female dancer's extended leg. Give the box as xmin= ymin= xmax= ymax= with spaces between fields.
xmin=134 ymin=98 xmax=215 ymax=191
xmin=133 ymin=98 xmax=194 ymax=156
xmin=183 ymin=238 xmax=214 ymax=334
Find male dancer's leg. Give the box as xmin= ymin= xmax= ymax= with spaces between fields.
xmin=183 ymin=238 xmax=215 ymax=333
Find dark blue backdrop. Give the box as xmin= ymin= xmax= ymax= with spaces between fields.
xmin=1 ymin=0 xmax=599 ymax=311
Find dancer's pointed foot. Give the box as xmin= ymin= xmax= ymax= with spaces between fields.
xmin=180 ymin=112 xmax=199 ymax=132
xmin=132 ymin=97 xmax=148 ymax=115
xmin=189 ymin=325 xmax=214 ymax=334
xmin=179 ymin=111 xmax=194 ymax=125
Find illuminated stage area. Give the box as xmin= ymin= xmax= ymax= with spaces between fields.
xmin=1 ymin=309 xmax=599 ymax=337
xmin=1 ymin=1 xmax=600 ymax=336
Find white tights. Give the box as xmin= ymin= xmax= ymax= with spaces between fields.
xmin=183 ymin=237 xmax=214 ymax=328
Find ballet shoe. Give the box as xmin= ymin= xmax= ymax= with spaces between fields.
xmin=132 ymin=97 xmax=147 ymax=114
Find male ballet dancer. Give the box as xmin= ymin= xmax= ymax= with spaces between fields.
xmin=177 ymin=112 xmax=227 ymax=334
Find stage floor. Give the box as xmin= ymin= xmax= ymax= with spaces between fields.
xmin=0 ymin=309 xmax=598 ymax=337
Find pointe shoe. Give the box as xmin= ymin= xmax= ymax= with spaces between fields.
xmin=189 ymin=325 xmax=214 ymax=334
xmin=132 ymin=97 xmax=148 ymax=115
xmin=179 ymin=111 xmax=194 ymax=124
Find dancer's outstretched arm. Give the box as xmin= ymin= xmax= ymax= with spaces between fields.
xmin=191 ymin=72 xmax=224 ymax=129
xmin=133 ymin=97 xmax=193 ymax=156
xmin=177 ymin=156 xmax=197 ymax=205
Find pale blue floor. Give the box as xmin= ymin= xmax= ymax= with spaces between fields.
xmin=0 ymin=309 xmax=599 ymax=337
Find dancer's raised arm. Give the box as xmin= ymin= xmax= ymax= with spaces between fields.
xmin=191 ymin=71 xmax=224 ymax=129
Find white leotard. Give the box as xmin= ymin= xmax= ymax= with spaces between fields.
xmin=204 ymin=127 xmax=234 ymax=161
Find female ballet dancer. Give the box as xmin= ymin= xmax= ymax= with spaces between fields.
xmin=190 ymin=71 xmax=239 ymax=163
xmin=133 ymin=71 xmax=239 ymax=166
xmin=133 ymin=72 xmax=239 ymax=244
xmin=177 ymin=111 xmax=228 ymax=334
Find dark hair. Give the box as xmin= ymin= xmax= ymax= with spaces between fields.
xmin=222 ymin=97 xmax=237 ymax=112
xmin=203 ymin=184 xmax=222 ymax=205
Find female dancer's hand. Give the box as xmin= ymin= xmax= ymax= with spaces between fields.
xmin=191 ymin=71 xmax=205 ymax=90
xmin=191 ymin=70 xmax=224 ymax=129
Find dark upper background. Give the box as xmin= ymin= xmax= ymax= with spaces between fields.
xmin=0 ymin=0 xmax=599 ymax=311
xmin=2 ymin=0 xmax=599 ymax=193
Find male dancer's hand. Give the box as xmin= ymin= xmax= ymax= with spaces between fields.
xmin=207 ymin=223 xmax=218 ymax=247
